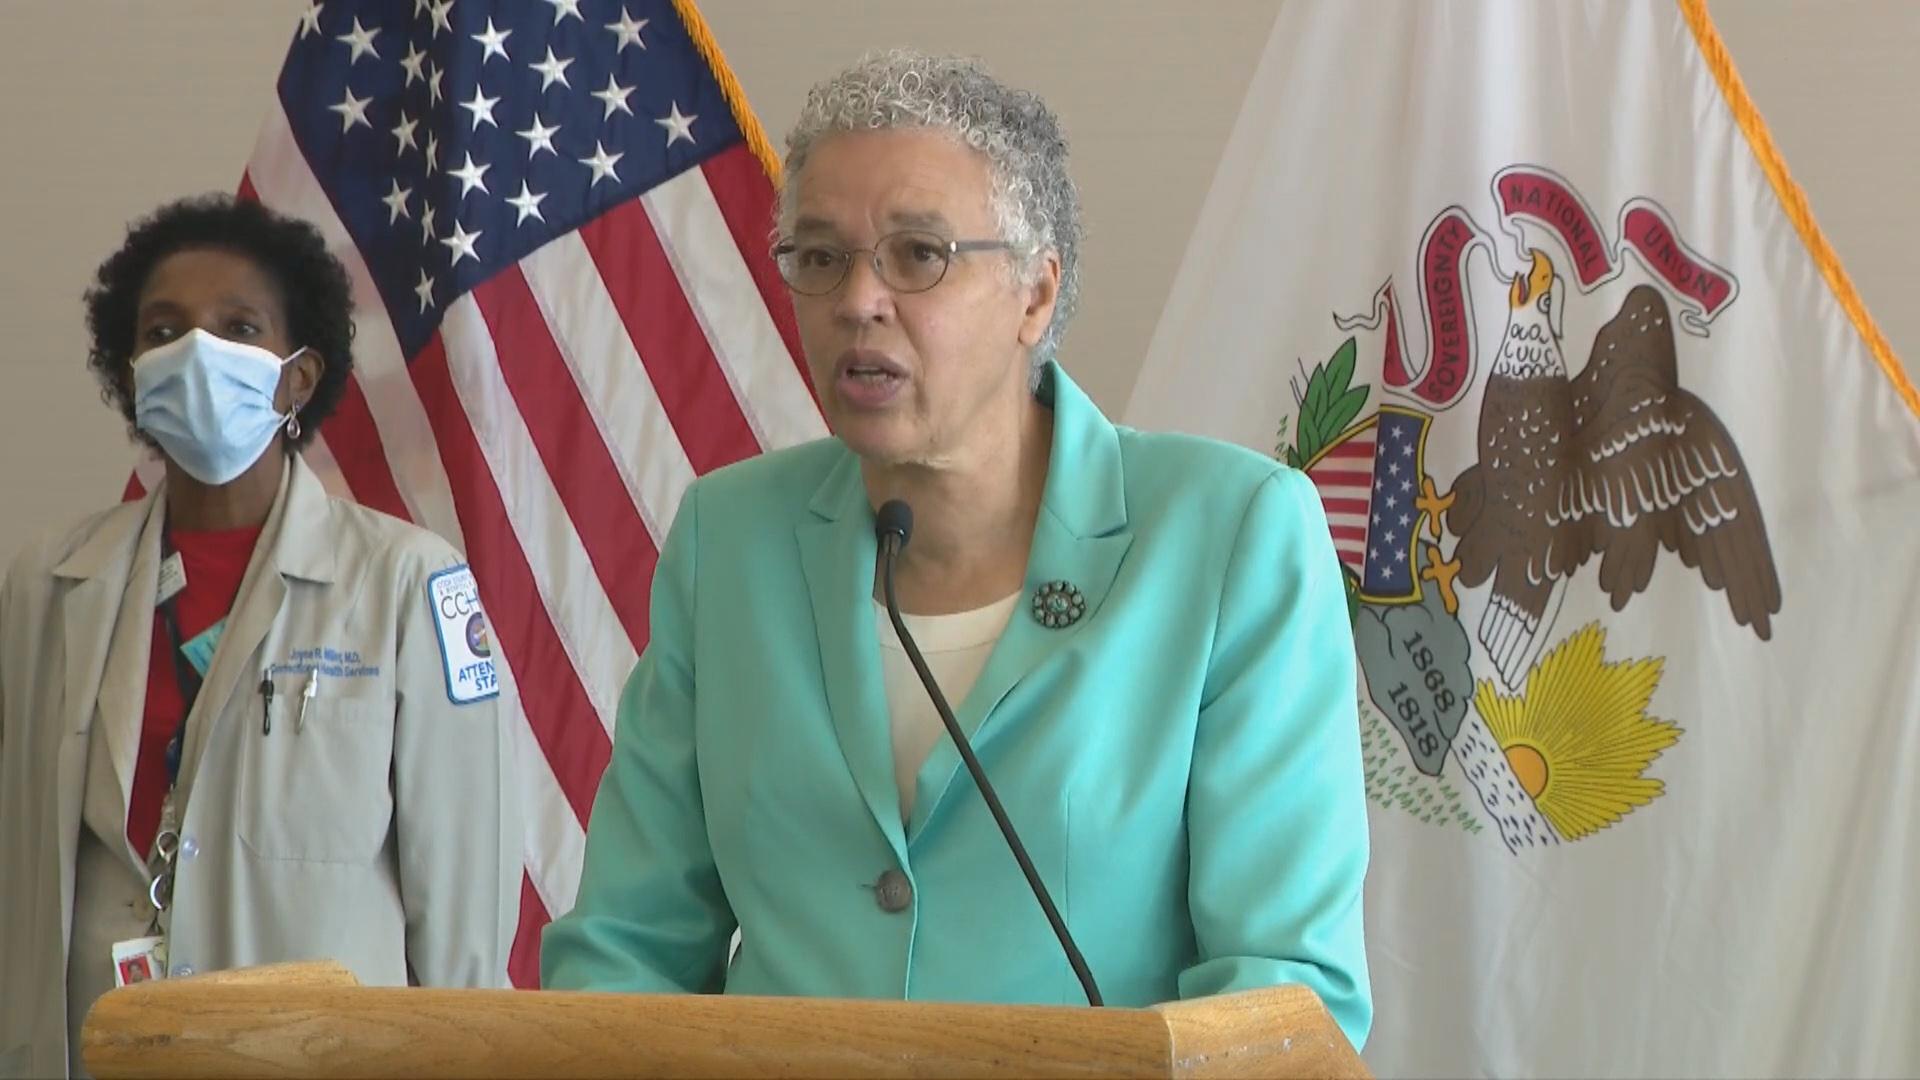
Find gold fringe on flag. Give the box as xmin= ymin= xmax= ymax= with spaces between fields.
xmin=1681 ymin=0 xmax=1918 ymax=419
xmin=669 ymin=0 xmax=784 ymax=183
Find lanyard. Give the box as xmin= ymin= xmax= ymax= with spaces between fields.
xmin=155 ymin=529 xmax=203 ymax=787
xmin=148 ymin=527 xmax=205 ymax=925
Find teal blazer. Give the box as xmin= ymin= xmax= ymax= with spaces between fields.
xmin=542 ymin=364 xmax=1371 ymax=1048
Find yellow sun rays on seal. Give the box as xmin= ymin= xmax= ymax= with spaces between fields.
xmin=1474 ymin=623 xmax=1681 ymax=841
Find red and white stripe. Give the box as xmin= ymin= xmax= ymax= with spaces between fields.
xmin=1308 ymin=426 xmax=1377 ymax=574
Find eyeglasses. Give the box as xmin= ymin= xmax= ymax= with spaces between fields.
xmin=772 ymin=230 xmax=1016 ymax=296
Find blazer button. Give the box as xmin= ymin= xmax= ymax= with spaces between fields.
xmin=873 ymin=869 xmax=913 ymax=913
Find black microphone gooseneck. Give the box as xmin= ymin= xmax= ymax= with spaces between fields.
xmin=873 ymin=499 xmax=1104 ymax=1007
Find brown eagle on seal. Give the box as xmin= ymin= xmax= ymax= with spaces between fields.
xmin=1439 ymin=250 xmax=1781 ymax=687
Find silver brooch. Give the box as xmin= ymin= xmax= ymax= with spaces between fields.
xmin=1031 ymin=580 xmax=1085 ymax=629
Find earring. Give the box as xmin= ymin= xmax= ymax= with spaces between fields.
xmin=286 ymin=411 xmax=303 ymax=441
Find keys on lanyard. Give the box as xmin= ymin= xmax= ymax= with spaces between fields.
xmin=145 ymin=799 xmax=182 ymax=936
xmin=148 ymin=828 xmax=178 ymax=924
xmin=128 ymin=802 xmax=181 ymax=983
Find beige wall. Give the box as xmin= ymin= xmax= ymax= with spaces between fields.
xmin=1 ymin=1 xmax=1912 ymax=564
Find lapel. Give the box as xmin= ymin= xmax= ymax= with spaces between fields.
xmin=174 ymin=456 xmax=338 ymax=795
xmin=53 ymin=489 xmax=166 ymax=818
xmin=51 ymin=489 xmax=162 ymax=901
xmin=796 ymin=451 xmax=909 ymax=862
xmin=907 ymin=364 xmax=1134 ymax=841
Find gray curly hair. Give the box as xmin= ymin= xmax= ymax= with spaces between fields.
xmin=780 ymin=49 xmax=1084 ymax=375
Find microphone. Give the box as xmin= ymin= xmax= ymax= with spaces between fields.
xmin=873 ymin=499 xmax=1104 ymax=1007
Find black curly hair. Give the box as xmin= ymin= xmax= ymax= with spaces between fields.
xmin=84 ymin=193 xmax=355 ymax=450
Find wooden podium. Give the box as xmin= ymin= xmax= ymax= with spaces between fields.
xmin=81 ymin=961 xmax=1368 ymax=1079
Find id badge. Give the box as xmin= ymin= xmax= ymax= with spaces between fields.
xmin=111 ymin=936 xmax=168 ymax=987
xmin=157 ymin=552 xmax=187 ymax=606
xmin=180 ymin=617 xmax=227 ymax=678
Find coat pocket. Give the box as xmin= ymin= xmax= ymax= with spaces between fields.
xmin=238 ymin=697 xmax=395 ymax=863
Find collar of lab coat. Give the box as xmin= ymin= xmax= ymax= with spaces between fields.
xmin=45 ymin=453 xmax=337 ymax=820
xmin=50 ymin=453 xmax=336 ymax=586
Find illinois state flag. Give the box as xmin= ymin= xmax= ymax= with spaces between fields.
xmin=1128 ymin=1 xmax=1920 ymax=1076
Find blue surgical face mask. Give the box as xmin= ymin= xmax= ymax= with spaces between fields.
xmin=132 ymin=328 xmax=307 ymax=486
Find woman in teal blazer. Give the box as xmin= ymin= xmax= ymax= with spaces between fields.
xmin=542 ymin=49 xmax=1371 ymax=1050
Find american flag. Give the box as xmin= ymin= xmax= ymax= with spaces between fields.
xmin=129 ymin=0 xmax=826 ymax=987
xmin=1306 ymin=408 xmax=1429 ymax=601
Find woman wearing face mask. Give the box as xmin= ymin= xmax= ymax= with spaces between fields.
xmin=0 ymin=195 xmax=520 ymax=1079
